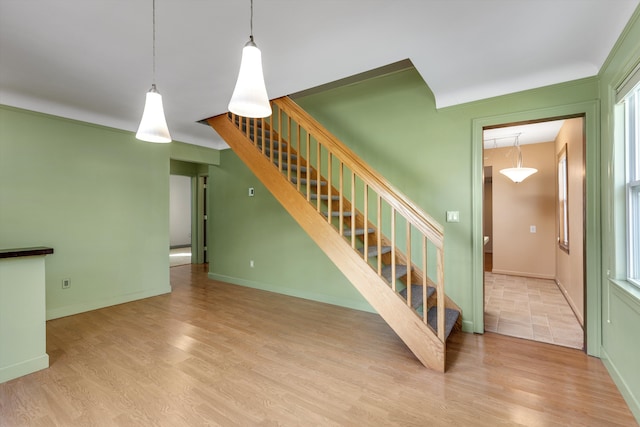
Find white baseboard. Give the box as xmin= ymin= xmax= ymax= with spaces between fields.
xmin=490 ymin=269 xmax=555 ymax=280
xmin=555 ymin=279 xmax=584 ymax=325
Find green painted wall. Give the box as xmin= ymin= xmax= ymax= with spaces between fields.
xmin=208 ymin=152 xmax=374 ymax=312
xmin=170 ymin=159 xmax=208 ymax=176
xmin=0 ymin=105 xmax=218 ymax=320
xmin=598 ymin=6 xmax=640 ymax=422
xmin=170 ymin=140 xmax=220 ymax=165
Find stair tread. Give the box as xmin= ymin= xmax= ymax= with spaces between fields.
xmin=343 ymin=227 xmax=375 ymax=237
xmin=290 ymin=177 xmax=327 ymax=186
xmin=310 ymin=194 xmax=341 ymax=201
xmin=239 ymin=122 xmax=271 ymax=138
xmin=381 ymin=264 xmax=410 ymax=282
xmin=399 ymin=284 xmax=435 ymax=309
xmin=256 ymin=140 xmax=287 ymax=149
xmin=245 ymin=128 xmax=271 ymax=137
xmin=263 ymin=148 xmax=297 ymax=161
xmin=427 ymin=307 xmax=460 ymax=340
xmin=274 ymin=161 xmax=307 ymax=173
xmin=358 ymin=245 xmax=392 ymax=257
xmin=230 ymin=113 xmax=264 ymax=126
xmin=322 ymin=211 xmax=354 ymax=217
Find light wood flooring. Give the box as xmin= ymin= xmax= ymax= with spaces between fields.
xmin=0 ymin=264 xmax=636 ymax=426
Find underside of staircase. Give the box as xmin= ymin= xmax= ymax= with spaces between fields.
xmin=207 ymin=97 xmax=461 ymax=372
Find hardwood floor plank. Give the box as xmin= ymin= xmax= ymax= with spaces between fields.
xmin=0 ymin=264 xmax=636 ymax=426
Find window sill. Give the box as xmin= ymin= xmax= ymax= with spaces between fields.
xmin=609 ymin=278 xmax=640 ymax=314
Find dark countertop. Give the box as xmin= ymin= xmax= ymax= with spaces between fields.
xmin=0 ymin=247 xmax=54 ymax=259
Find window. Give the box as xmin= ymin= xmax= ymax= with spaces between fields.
xmin=621 ymin=78 xmax=640 ymax=286
xmin=558 ymin=145 xmax=569 ymax=253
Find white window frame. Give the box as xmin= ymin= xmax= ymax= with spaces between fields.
xmin=621 ymin=79 xmax=640 ymax=287
xmin=558 ymin=145 xmax=569 ymax=253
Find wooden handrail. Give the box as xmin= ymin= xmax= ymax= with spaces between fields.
xmin=273 ymin=97 xmax=444 ymax=249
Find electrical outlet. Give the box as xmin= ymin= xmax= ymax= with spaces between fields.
xmin=530 ymin=225 xmax=537 ymax=233
xmin=248 ymin=187 xmax=255 ymax=197
xmin=250 ymin=260 xmax=254 ymax=268
xmin=62 ymin=278 xmax=71 ymax=289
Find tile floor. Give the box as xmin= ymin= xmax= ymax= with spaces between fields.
xmin=484 ymin=272 xmax=584 ymax=349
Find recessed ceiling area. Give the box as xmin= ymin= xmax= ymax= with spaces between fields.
xmin=1 ymin=1 xmax=638 ymax=149
xmin=483 ymin=120 xmax=566 ymax=150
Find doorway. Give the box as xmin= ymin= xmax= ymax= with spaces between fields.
xmin=169 ymin=159 xmax=210 ymax=266
xmin=170 ymin=174 xmax=192 ymax=267
xmin=482 ymin=117 xmax=585 ymax=350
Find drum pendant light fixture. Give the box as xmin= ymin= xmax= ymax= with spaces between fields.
xmin=136 ymin=0 xmax=172 ymax=143
xmin=228 ymin=0 xmax=272 ymax=118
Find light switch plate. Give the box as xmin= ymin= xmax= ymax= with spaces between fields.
xmin=446 ymin=211 xmax=460 ymax=223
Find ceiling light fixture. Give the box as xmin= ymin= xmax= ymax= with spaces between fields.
xmin=499 ymin=134 xmax=538 ymax=183
xmin=228 ymin=0 xmax=272 ymax=118
xmin=136 ymin=0 xmax=172 ymax=143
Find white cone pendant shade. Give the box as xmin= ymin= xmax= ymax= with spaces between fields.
xmin=499 ymin=167 xmax=538 ymax=183
xmin=136 ymin=84 xmax=172 ymax=143
xmin=499 ymin=138 xmax=537 ymax=183
xmin=228 ymin=38 xmax=272 ymax=118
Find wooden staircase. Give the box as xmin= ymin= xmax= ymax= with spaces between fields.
xmin=206 ymin=96 xmax=461 ymax=372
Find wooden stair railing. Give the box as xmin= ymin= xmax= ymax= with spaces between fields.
xmin=207 ymin=96 xmax=461 ymax=372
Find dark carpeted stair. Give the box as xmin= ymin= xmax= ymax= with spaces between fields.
xmin=274 ymin=162 xmax=308 ymax=173
xmin=400 ymin=284 xmax=435 ymax=309
xmin=290 ymin=177 xmax=326 ymax=187
xmin=310 ymin=193 xmax=341 ymax=201
xmin=263 ymin=148 xmax=297 ymax=162
xmin=427 ymin=307 xmax=459 ymax=340
xmin=343 ymin=227 xmax=375 ymax=237
xmin=322 ymin=211 xmax=354 ymax=217
xmin=381 ymin=264 xmax=410 ymax=282
xmin=358 ymin=245 xmax=392 ymax=257
xmin=256 ymin=138 xmax=287 ymax=150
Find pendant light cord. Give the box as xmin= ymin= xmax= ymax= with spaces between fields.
xmin=152 ymin=0 xmax=157 ymax=85
xmin=515 ymin=135 xmax=523 ymax=168
xmin=250 ymin=0 xmax=254 ymax=41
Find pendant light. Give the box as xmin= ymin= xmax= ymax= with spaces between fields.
xmin=136 ymin=0 xmax=172 ymax=143
xmin=228 ymin=0 xmax=272 ymax=118
xmin=499 ymin=135 xmax=537 ymax=183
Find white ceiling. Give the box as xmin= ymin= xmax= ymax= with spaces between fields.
xmin=483 ymin=120 xmax=566 ymax=149
xmin=1 ymin=1 xmax=638 ymax=150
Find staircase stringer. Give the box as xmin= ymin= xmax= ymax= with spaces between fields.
xmin=208 ymin=114 xmax=446 ymax=372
